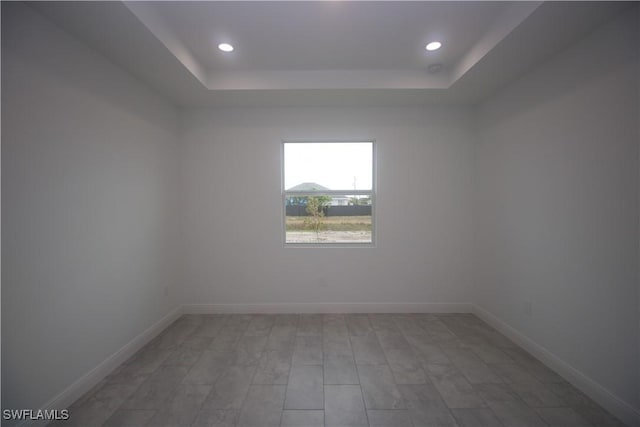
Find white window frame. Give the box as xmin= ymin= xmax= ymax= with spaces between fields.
xmin=281 ymin=140 xmax=376 ymax=247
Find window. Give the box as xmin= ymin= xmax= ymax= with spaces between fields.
xmin=283 ymin=141 xmax=375 ymax=245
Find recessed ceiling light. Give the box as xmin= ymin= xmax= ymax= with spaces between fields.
xmin=425 ymin=41 xmax=442 ymax=51
xmin=218 ymin=43 xmax=234 ymax=52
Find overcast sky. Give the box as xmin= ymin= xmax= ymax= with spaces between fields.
xmin=284 ymin=142 xmax=373 ymax=191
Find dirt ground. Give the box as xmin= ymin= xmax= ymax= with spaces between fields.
xmin=286 ymin=230 xmax=372 ymax=243
xmin=285 ymin=216 xmax=372 ymax=232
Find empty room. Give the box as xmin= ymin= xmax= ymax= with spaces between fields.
xmin=2 ymin=1 xmax=639 ymax=426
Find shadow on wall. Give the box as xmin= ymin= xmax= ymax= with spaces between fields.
xmin=478 ymin=9 xmax=639 ymax=128
xmin=2 ymin=2 xmax=177 ymax=131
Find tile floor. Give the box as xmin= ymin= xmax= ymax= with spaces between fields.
xmin=51 ymin=313 xmax=626 ymax=426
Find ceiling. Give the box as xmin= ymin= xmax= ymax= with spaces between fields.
xmin=31 ymin=1 xmax=632 ymax=107
xmin=154 ymin=2 xmax=504 ymax=72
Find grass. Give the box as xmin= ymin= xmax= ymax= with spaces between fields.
xmin=286 ymin=215 xmax=372 ymax=232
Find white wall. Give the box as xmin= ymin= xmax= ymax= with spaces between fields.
xmin=475 ymin=7 xmax=639 ymax=415
xmin=637 ymin=5 xmax=640 ymax=414
xmin=2 ymin=2 xmax=179 ymax=415
xmin=2 ymin=2 xmax=639 ymax=425
xmin=179 ymin=106 xmax=475 ymax=309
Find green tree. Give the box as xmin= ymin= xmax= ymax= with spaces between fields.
xmin=304 ymin=196 xmax=331 ymax=239
xmin=349 ymin=196 xmax=362 ymax=205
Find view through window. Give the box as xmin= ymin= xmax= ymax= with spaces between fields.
xmin=283 ymin=141 xmax=374 ymax=245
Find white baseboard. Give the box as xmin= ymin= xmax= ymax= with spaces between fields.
xmin=182 ymin=302 xmax=473 ymax=314
xmin=21 ymin=305 xmax=183 ymax=427
xmin=472 ymin=304 xmax=640 ymax=427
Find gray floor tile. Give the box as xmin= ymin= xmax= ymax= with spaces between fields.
xmin=204 ymin=365 xmax=256 ymax=409
xmin=102 ymin=409 xmax=156 ymax=426
xmin=421 ymin=321 xmax=459 ymax=343
xmin=351 ymin=334 xmax=387 ymax=365
xmin=292 ymin=336 xmax=323 ymax=366
xmin=67 ymin=384 xmax=139 ymax=426
xmin=457 ymin=361 xmax=503 ymax=385
xmin=346 ymin=314 xmax=374 ymax=336
xmin=253 ymin=349 xmax=292 ymax=385
xmin=273 ymin=314 xmax=300 ymax=328
xmin=238 ymin=385 xmax=286 ymax=426
xmin=266 ymin=326 xmax=297 ymax=352
xmin=403 ymin=331 xmax=435 ymax=346
xmin=525 ymin=361 xmax=566 ymax=384
xmin=501 ymin=347 xmax=540 ymax=365
xmin=324 ymin=332 xmax=353 ymax=358
xmin=509 ymin=381 xmax=565 ymax=407
xmin=323 ymin=314 xmax=348 ymax=334
xmin=571 ymin=405 xmax=626 ymax=427
xmin=376 ymin=332 xmax=411 ymax=351
xmin=209 ymin=331 xmax=243 ymax=352
xmin=245 ymin=315 xmax=276 ymax=336
xmin=146 ymin=384 xmax=212 ymax=426
xmin=183 ymin=351 xmax=233 ymax=385
xmin=324 ymin=385 xmax=369 ymax=427
xmin=231 ymin=335 xmax=268 ymax=366
xmin=415 ymin=313 xmax=440 ymax=323
xmin=499 ymin=348 xmax=564 ymax=383
xmin=437 ymin=317 xmax=479 ymax=340
xmin=397 ymin=383 xmax=458 ymax=426
xmin=459 ymin=334 xmax=493 ymax=347
xmin=366 ymin=409 xmax=412 ymax=426
xmin=468 ymin=344 xmax=514 ymax=364
xmin=124 ymin=347 xmax=174 ymax=375
xmin=490 ymin=363 xmax=540 ymax=384
xmin=178 ymin=314 xmax=207 ymax=324
xmin=357 ymin=365 xmax=404 ymax=410
xmin=474 ymin=383 xmax=520 ymax=403
xmin=280 ymin=410 xmax=324 ymax=427
xmin=394 ymin=315 xmax=427 ymax=336
xmin=441 ymin=346 xmax=502 ymax=384
xmin=451 ymin=408 xmax=505 ymax=427
xmin=368 ymin=314 xmax=401 ymax=334
xmin=545 ymin=382 xmax=595 ymax=407
xmin=60 ymin=314 xmax=625 ymax=427
xmin=121 ymin=366 xmax=189 ymax=410
xmin=224 ymin=315 xmax=254 ymax=333
xmin=149 ymin=322 xmax=197 ymax=350
xmin=285 ymin=365 xmax=324 ymax=410
xmin=429 ymin=330 xmax=462 ymax=345
xmin=488 ymin=401 xmax=548 ymax=427
xmin=384 ymin=347 xmax=428 ymax=384
xmin=476 ymin=329 xmax=515 ymax=349
xmin=163 ymin=347 xmax=204 ymax=367
xmin=182 ymin=335 xmax=214 ymax=350
xmin=192 ymin=318 xmax=226 ymax=338
xmin=405 ymin=336 xmax=450 ymax=365
xmin=192 ymin=409 xmax=239 ymax=427
xmin=104 ymin=365 xmax=150 ymax=388
xmin=324 ymin=356 xmax=359 ymax=385
xmin=297 ymin=314 xmax=323 ymax=336
xmin=426 ymin=363 xmax=486 ymax=409
xmin=537 ymin=407 xmax=592 ymax=426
